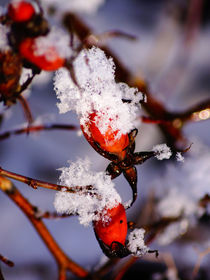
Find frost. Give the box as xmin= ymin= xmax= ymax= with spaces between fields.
xmin=0 ymin=24 xmax=10 ymax=52
xmin=54 ymin=158 xmax=121 ymax=226
xmin=152 ymin=143 xmax=172 ymax=160
xmin=127 ymin=228 xmax=149 ymax=256
xmin=176 ymin=152 xmax=184 ymax=162
xmin=54 ymin=47 xmax=142 ymax=139
xmin=34 ymin=27 xmax=72 ymax=61
xmin=41 ymin=0 xmax=105 ymax=15
xmin=123 ymin=199 xmax=132 ymax=209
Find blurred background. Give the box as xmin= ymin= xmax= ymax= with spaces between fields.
xmin=0 ymin=0 xmax=210 ymax=279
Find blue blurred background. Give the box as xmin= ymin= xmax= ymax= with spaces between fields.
xmin=0 ymin=0 xmax=210 ymax=279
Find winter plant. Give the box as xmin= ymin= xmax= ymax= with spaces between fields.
xmin=0 ymin=0 xmax=209 ymax=279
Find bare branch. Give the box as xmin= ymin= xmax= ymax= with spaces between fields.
xmin=0 ymin=254 xmax=14 ymax=267
xmin=0 ymin=123 xmax=79 ymax=141
xmin=0 ymin=176 xmax=88 ymax=279
xmin=0 ymin=166 xmax=82 ymax=192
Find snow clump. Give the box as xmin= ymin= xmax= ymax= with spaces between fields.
xmin=54 ymin=47 xmax=143 ymax=140
xmin=127 ymin=228 xmax=149 ymax=256
xmin=0 ymin=24 xmax=10 ymax=52
xmin=54 ymin=158 xmax=121 ymax=226
xmin=152 ymin=143 xmax=172 ymax=160
xmin=41 ymin=0 xmax=105 ymax=15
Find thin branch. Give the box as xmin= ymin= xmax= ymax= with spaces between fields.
xmin=173 ymin=99 xmax=210 ymax=123
xmin=0 ymin=254 xmax=14 ymax=267
xmin=0 ymin=123 xmax=79 ymax=141
xmin=93 ymin=259 xmax=119 ymax=279
xmin=0 ymin=166 xmax=84 ymax=192
xmin=0 ymin=268 xmax=4 ymax=280
xmin=17 ymin=95 xmax=34 ymax=125
xmin=192 ymin=247 xmax=210 ymax=279
xmin=0 ymin=176 xmax=88 ymax=279
xmin=34 ymin=208 xmax=74 ymax=219
xmin=112 ymin=257 xmax=138 ymax=280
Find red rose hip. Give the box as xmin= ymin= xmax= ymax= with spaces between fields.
xmin=81 ymin=112 xmax=129 ymax=159
xmin=19 ymin=38 xmax=64 ymax=71
xmin=8 ymin=1 xmax=35 ymax=22
xmin=94 ymin=203 xmax=127 ymax=248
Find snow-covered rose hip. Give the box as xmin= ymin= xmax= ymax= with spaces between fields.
xmin=19 ymin=38 xmax=65 ymax=71
xmin=94 ymin=203 xmax=130 ymax=258
xmin=8 ymin=1 xmax=35 ymax=22
xmin=81 ymin=112 xmax=129 ymax=160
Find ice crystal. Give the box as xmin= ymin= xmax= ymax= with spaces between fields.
xmin=152 ymin=143 xmax=172 ymax=160
xmin=127 ymin=228 xmax=149 ymax=256
xmin=176 ymin=152 xmax=184 ymax=162
xmin=0 ymin=24 xmax=10 ymax=52
xmin=54 ymin=158 xmax=121 ymax=226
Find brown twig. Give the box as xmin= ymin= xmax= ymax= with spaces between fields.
xmin=112 ymin=257 xmax=138 ymax=280
xmin=193 ymin=247 xmax=210 ymax=279
xmin=0 ymin=166 xmax=86 ymax=192
xmin=33 ymin=208 xmax=73 ymax=219
xmin=0 ymin=268 xmax=4 ymax=280
xmin=0 ymin=176 xmax=88 ymax=279
xmin=0 ymin=254 xmax=14 ymax=267
xmin=17 ymin=95 xmax=34 ymax=125
xmin=0 ymin=123 xmax=79 ymax=141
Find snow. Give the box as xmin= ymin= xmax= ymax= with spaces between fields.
xmin=34 ymin=27 xmax=72 ymax=61
xmin=176 ymin=152 xmax=184 ymax=162
xmin=127 ymin=228 xmax=149 ymax=256
xmin=54 ymin=47 xmax=143 ymax=139
xmin=152 ymin=143 xmax=172 ymax=160
xmin=0 ymin=24 xmax=10 ymax=52
xmin=41 ymin=0 xmax=105 ymax=15
xmin=54 ymin=158 xmax=121 ymax=226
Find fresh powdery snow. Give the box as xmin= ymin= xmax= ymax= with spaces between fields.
xmin=54 ymin=158 xmax=121 ymax=226
xmin=54 ymin=47 xmax=143 ymax=139
xmin=176 ymin=152 xmax=185 ymax=162
xmin=41 ymin=0 xmax=105 ymax=14
xmin=0 ymin=24 xmax=10 ymax=52
xmin=33 ymin=27 xmax=72 ymax=61
xmin=127 ymin=228 xmax=149 ymax=256
xmin=152 ymin=143 xmax=172 ymax=160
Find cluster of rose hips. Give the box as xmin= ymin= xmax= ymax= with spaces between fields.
xmin=8 ymin=0 xmax=64 ymax=71
xmin=83 ymin=111 xmax=157 ymax=257
xmin=0 ymin=0 xmax=64 ymax=107
xmin=1 ymin=1 xmax=156 ymax=259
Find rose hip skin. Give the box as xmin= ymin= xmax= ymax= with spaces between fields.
xmin=19 ymin=38 xmax=64 ymax=71
xmin=8 ymin=1 xmax=35 ymax=22
xmin=94 ymin=203 xmax=127 ymax=248
xmin=82 ymin=112 xmax=129 ymax=159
